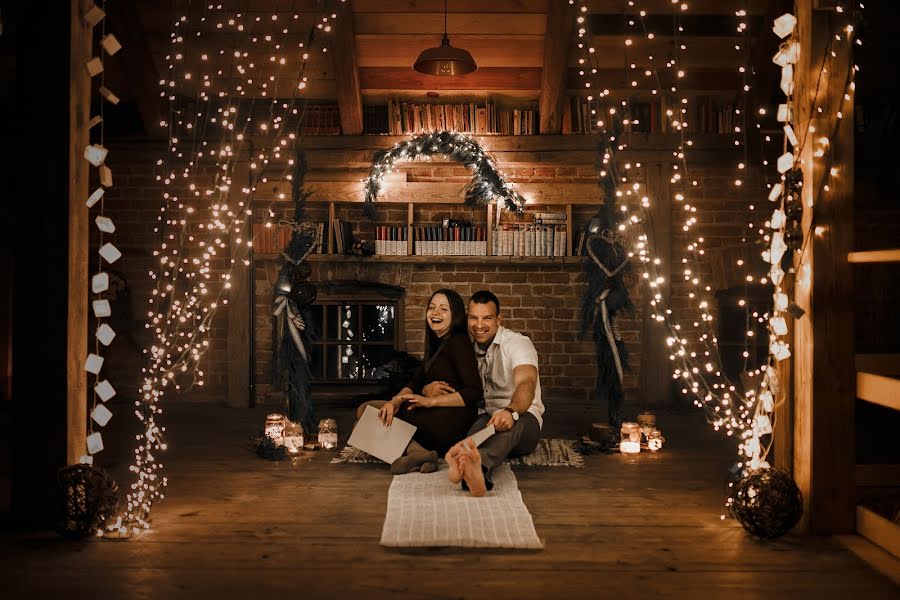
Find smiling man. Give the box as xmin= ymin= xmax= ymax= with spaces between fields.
xmin=445 ymin=290 xmax=544 ymax=496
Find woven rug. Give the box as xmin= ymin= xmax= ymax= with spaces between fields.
xmin=331 ymin=438 xmax=584 ymax=467
xmin=380 ymin=463 xmax=543 ymax=549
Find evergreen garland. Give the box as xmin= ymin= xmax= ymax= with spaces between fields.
xmin=579 ymin=137 xmax=636 ymax=430
xmin=363 ymin=131 xmax=525 ymax=220
xmin=272 ymin=148 xmax=318 ymax=434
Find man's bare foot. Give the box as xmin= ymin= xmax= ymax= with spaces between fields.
xmin=460 ymin=439 xmax=487 ymax=497
xmin=445 ymin=444 xmax=463 ymax=484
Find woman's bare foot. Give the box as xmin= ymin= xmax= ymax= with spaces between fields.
xmin=460 ymin=440 xmax=487 ymax=497
xmin=390 ymin=449 xmax=438 ymax=475
xmin=445 ymin=444 xmax=464 ymax=484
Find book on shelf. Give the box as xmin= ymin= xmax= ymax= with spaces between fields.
xmin=299 ymin=104 xmax=341 ymax=136
xmin=332 ymin=219 xmax=353 ymax=254
xmin=491 ymin=223 xmax=567 ymax=258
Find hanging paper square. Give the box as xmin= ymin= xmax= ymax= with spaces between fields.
xmin=92 ymin=272 xmax=109 ymax=293
xmin=84 ymin=353 xmax=104 ymax=374
xmin=99 ymin=86 xmax=120 ymax=105
xmin=83 ymin=5 xmax=105 ymax=26
xmin=100 ymin=165 xmax=113 ymax=187
xmin=780 ymin=64 xmax=794 ymax=95
xmin=79 ymin=455 xmax=94 ymax=465
xmin=99 ymin=243 xmax=122 ymax=264
xmin=772 ymin=13 xmax=797 ymax=38
xmin=783 ymin=124 xmax=799 ymax=147
xmin=774 ymin=292 xmax=789 ymax=311
xmin=91 ymin=404 xmax=113 ymax=427
xmin=95 ymin=216 xmax=116 ymax=233
xmin=776 ymin=104 xmax=792 ymax=122
xmin=770 ymin=316 xmax=788 ymax=336
xmin=770 ymin=209 xmax=786 ymax=229
xmin=83 ymin=144 xmax=108 ymax=167
xmin=101 ymin=33 xmax=122 ymax=56
xmin=86 ymin=187 xmax=105 ymax=208
xmin=777 ymin=152 xmax=794 ymax=174
xmin=96 ymin=324 xmax=116 ymax=346
xmin=87 ymin=432 xmax=104 ymax=455
xmin=92 ymin=299 xmax=112 ymax=318
xmin=767 ymin=183 xmax=783 ymax=202
xmin=95 ymin=380 xmax=116 ymax=402
xmin=85 ymin=57 xmax=104 ymax=77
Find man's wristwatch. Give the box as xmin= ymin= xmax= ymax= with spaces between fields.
xmin=504 ymin=406 xmax=519 ymax=421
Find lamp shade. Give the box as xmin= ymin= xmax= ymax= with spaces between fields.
xmin=413 ymin=36 xmax=477 ymax=76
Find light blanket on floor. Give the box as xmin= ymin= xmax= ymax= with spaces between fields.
xmin=380 ymin=463 xmax=543 ymax=549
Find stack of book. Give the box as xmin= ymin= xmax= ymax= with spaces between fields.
xmin=375 ymin=225 xmax=409 ymax=256
xmin=561 ymin=97 xmax=602 ymax=135
xmin=332 ymin=219 xmax=353 ymax=254
xmin=491 ymin=211 xmax=567 ymax=257
xmin=413 ymin=226 xmax=487 ymax=256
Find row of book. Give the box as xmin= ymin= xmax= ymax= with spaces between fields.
xmin=413 ymin=226 xmax=488 ymax=256
xmin=491 ymin=225 xmax=568 ymax=257
xmin=620 ymin=97 xmax=739 ymax=135
xmin=252 ymin=222 xmax=328 ymax=254
xmin=375 ymin=226 xmax=409 ymax=256
xmin=561 ymin=97 xmax=602 ymax=135
xmin=298 ymin=105 xmax=341 ymax=136
xmin=384 ymin=99 xmax=539 ymax=136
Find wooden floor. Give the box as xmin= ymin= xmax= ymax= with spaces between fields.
xmin=3 ymin=402 xmax=898 ymax=599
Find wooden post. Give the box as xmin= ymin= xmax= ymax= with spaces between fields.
xmin=792 ymin=0 xmax=855 ymax=534
xmin=226 ymin=164 xmax=252 ymax=409
xmin=67 ymin=0 xmax=93 ymax=465
xmin=640 ymin=162 xmax=672 ymax=408
xmin=332 ymin=0 xmax=364 ymax=135
xmin=538 ymin=0 xmax=575 ymax=135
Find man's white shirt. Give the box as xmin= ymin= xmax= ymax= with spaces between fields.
xmin=474 ymin=326 xmax=544 ymax=428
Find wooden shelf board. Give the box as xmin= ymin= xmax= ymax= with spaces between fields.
xmin=857 ymin=372 xmax=900 ymax=411
xmin=857 ymin=505 xmax=900 ymax=560
xmin=254 ymin=253 xmax=585 ymax=266
xmin=848 ymin=249 xmax=900 ymax=264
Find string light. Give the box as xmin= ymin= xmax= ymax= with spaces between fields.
xmin=107 ymin=2 xmax=346 ymax=535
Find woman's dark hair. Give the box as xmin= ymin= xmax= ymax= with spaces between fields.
xmin=424 ymin=288 xmax=467 ymax=360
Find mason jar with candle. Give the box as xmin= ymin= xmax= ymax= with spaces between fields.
xmin=265 ymin=413 xmax=286 ymax=442
xmin=318 ymin=418 xmax=338 ymax=449
xmin=620 ymin=422 xmax=641 ymax=454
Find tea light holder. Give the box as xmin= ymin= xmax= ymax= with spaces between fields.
xmin=318 ymin=418 xmax=338 ymax=449
xmin=647 ymin=428 xmax=665 ymax=452
xmin=620 ymin=422 xmax=641 ymax=454
xmin=265 ymin=413 xmax=286 ymax=443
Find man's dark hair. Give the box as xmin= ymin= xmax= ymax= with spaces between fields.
xmin=469 ymin=290 xmax=500 ymax=314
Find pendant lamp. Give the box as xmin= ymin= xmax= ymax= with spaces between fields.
xmin=413 ymin=0 xmax=477 ymax=76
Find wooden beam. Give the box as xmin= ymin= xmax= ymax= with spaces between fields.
xmin=67 ymin=0 xmax=92 ymax=465
xmin=539 ymin=0 xmax=575 ymax=134
xmin=351 ymin=0 xmax=549 ymax=13
xmin=792 ymin=0 xmax=855 ymax=535
xmin=848 ymin=249 xmax=900 ymax=263
xmin=302 ymin=181 xmax=603 ymax=204
xmin=355 ymin=34 xmax=544 ymax=68
xmin=359 ymin=66 xmax=542 ymax=91
xmin=351 ymin=13 xmax=547 ymax=35
xmin=108 ymin=0 xmax=163 ymax=136
xmin=857 ymin=506 xmax=900 ymax=560
xmin=857 ymin=372 xmax=900 ymax=411
xmin=331 ymin=1 xmax=363 ymax=135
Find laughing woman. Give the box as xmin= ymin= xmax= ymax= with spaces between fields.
xmin=356 ymin=289 xmax=483 ymax=474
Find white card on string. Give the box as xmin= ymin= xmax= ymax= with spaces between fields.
xmin=95 ymin=216 xmax=116 ymax=233
xmin=84 ymin=144 xmax=108 ymax=167
xmin=99 ymin=243 xmax=121 ymax=264
xmin=91 ymin=404 xmax=113 ymax=427
xmin=92 ymin=272 xmax=109 ymax=293
xmin=95 ymin=380 xmax=116 ymax=402
xmin=86 ymin=187 xmax=105 ymax=208
xmin=84 ymin=353 xmax=104 ymax=374
xmin=99 ymin=86 xmax=120 ymax=105
xmin=87 ymin=432 xmax=104 ymax=454
xmin=96 ymin=324 xmax=116 ymax=346
xmin=92 ymin=299 xmax=112 ymax=318
xmin=79 ymin=455 xmax=94 ymax=465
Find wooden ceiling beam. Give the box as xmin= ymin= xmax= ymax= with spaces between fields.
xmin=539 ymin=0 xmax=575 ymax=134
xmin=330 ymin=0 xmax=363 ymax=134
xmin=359 ymin=67 xmax=542 ymax=91
xmin=352 ymin=13 xmax=547 ymax=35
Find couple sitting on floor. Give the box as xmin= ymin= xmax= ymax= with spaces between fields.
xmin=356 ymin=289 xmax=544 ymax=496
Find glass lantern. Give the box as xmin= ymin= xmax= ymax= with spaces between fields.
xmin=647 ymin=429 xmax=664 ymax=452
xmin=318 ymin=418 xmax=338 ymax=449
xmin=265 ymin=413 xmax=286 ymax=442
xmin=620 ymin=422 xmax=641 ymax=454
xmin=636 ymin=411 xmax=656 ymax=439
